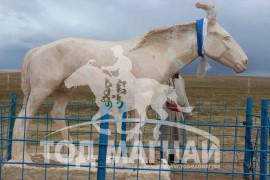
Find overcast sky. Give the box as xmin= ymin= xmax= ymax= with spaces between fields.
xmin=0 ymin=0 xmax=269 ymax=76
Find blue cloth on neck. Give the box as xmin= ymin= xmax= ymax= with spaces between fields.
xmin=196 ymin=18 xmax=204 ymax=57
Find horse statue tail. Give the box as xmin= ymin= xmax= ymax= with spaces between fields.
xmin=21 ymin=47 xmax=38 ymax=109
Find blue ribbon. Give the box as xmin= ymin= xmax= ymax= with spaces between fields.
xmin=196 ymin=18 xmax=204 ymax=57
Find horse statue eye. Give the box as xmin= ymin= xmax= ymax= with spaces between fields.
xmin=223 ymin=36 xmax=230 ymax=41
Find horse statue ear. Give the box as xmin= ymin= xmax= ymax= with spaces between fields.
xmin=196 ymin=2 xmax=216 ymax=25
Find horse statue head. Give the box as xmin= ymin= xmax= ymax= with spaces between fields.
xmin=196 ymin=3 xmax=248 ymax=73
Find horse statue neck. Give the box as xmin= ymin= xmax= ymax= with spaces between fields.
xmin=129 ymin=22 xmax=199 ymax=83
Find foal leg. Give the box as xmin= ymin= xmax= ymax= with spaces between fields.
xmin=152 ymin=105 xmax=169 ymax=142
xmin=130 ymin=106 xmax=149 ymax=167
xmin=51 ymin=88 xmax=79 ymax=156
xmin=12 ymin=88 xmax=53 ymax=162
xmin=126 ymin=94 xmax=152 ymax=141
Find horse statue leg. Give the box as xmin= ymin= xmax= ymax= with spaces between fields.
xmin=12 ymin=88 xmax=54 ymax=162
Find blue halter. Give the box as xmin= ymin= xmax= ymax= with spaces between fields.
xmin=196 ymin=18 xmax=205 ymax=57
xmin=196 ymin=18 xmax=211 ymax=78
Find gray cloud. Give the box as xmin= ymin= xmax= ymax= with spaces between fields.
xmin=0 ymin=0 xmax=269 ymax=76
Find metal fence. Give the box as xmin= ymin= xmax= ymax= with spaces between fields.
xmin=0 ymin=93 xmax=269 ymax=179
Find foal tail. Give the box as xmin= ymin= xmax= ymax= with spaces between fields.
xmin=21 ymin=48 xmax=38 ymax=109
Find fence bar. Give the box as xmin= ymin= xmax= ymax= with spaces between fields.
xmin=260 ymin=99 xmax=268 ymax=180
xmin=97 ymin=106 xmax=110 ymax=180
xmin=6 ymin=93 xmax=17 ymax=161
xmin=243 ymin=98 xmax=253 ymax=179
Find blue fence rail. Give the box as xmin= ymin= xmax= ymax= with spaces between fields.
xmin=243 ymin=97 xmax=254 ymax=179
xmin=0 ymin=93 xmax=269 ymax=179
xmin=260 ymin=99 xmax=269 ymax=180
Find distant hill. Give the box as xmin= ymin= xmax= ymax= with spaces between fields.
xmin=0 ymin=69 xmax=21 ymax=73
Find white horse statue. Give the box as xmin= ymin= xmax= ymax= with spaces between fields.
xmin=12 ymin=3 xmax=248 ymax=162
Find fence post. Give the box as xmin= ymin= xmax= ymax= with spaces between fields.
xmin=260 ymin=99 xmax=268 ymax=180
xmin=243 ymin=98 xmax=253 ymax=179
xmin=121 ymin=103 xmax=127 ymax=157
xmin=97 ymin=106 xmax=110 ymax=180
xmin=6 ymin=93 xmax=17 ymax=161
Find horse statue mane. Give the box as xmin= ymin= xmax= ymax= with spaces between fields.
xmin=133 ymin=22 xmax=195 ymax=50
xmin=133 ymin=3 xmax=216 ymax=50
